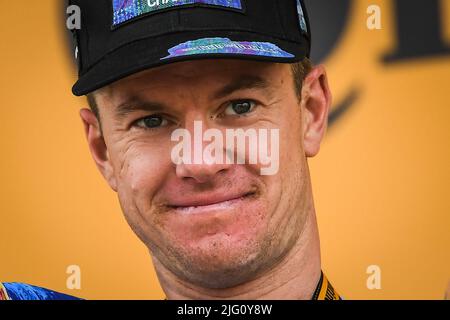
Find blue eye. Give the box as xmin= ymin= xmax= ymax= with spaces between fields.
xmin=135 ymin=115 xmax=168 ymax=129
xmin=224 ymin=100 xmax=256 ymax=116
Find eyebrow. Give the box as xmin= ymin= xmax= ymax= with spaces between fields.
xmin=113 ymin=98 xmax=167 ymax=120
xmin=212 ymin=75 xmax=272 ymax=100
xmin=112 ymin=75 xmax=272 ymax=120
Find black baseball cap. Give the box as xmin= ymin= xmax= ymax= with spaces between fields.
xmin=69 ymin=0 xmax=311 ymax=96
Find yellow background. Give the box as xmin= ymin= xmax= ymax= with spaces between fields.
xmin=0 ymin=0 xmax=449 ymax=299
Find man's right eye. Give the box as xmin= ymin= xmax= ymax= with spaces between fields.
xmin=135 ymin=115 xmax=168 ymax=129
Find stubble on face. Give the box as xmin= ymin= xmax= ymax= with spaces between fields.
xmin=95 ymin=59 xmax=312 ymax=289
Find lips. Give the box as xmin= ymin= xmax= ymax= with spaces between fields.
xmin=168 ymin=191 xmax=255 ymax=209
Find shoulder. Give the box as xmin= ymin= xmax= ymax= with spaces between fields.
xmin=0 ymin=282 xmax=82 ymax=300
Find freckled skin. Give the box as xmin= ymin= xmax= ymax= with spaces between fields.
xmin=81 ymin=59 xmax=331 ymax=292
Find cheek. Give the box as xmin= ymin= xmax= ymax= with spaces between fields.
xmin=275 ymin=102 xmax=303 ymax=177
xmin=112 ymin=140 xmax=172 ymax=213
xmin=111 ymin=139 xmax=176 ymax=246
xmin=268 ymin=107 xmax=306 ymax=222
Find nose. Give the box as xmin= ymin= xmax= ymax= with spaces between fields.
xmin=176 ymin=162 xmax=231 ymax=183
xmin=173 ymin=119 xmax=232 ymax=183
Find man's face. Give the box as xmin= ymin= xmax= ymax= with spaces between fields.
xmin=91 ymin=59 xmax=317 ymax=288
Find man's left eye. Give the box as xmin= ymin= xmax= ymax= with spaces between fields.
xmin=224 ymin=100 xmax=257 ymax=116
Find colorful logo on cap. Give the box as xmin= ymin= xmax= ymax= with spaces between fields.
xmin=296 ymin=0 xmax=308 ymax=33
xmin=113 ymin=0 xmax=243 ymax=26
xmin=162 ymin=37 xmax=295 ymax=60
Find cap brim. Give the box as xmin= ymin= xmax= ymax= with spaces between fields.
xmin=72 ymin=30 xmax=309 ymax=96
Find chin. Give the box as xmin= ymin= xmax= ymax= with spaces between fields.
xmin=142 ymin=191 xmax=285 ymax=288
xmin=157 ymin=215 xmax=274 ymax=289
xmin=173 ymin=236 xmax=272 ymax=289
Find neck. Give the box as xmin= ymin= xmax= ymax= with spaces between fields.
xmin=152 ymin=206 xmax=322 ymax=300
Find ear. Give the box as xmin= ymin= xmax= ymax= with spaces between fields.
xmin=79 ymin=108 xmax=118 ymax=192
xmin=300 ymin=65 xmax=332 ymax=158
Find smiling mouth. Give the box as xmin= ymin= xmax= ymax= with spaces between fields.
xmin=168 ymin=192 xmax=257 ymax=214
